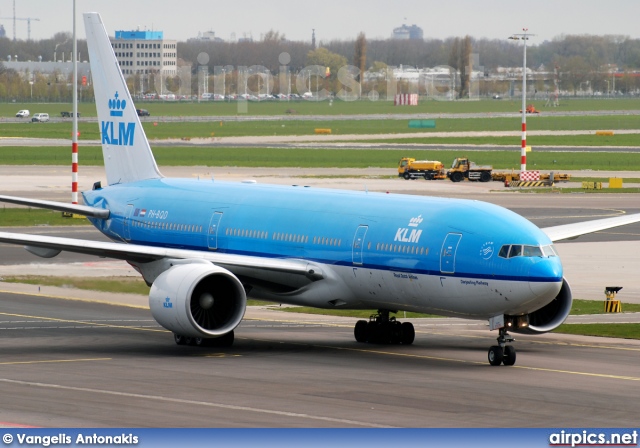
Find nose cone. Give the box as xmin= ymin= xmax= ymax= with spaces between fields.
xmin=529 ymin=257 xmax=563 ymax=282
xmin=529 ymin=257 xmax=563 ymax=300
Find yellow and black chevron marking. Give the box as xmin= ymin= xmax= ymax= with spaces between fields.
xmin=604 ymin=300 xmax=622 ymax=313
xmin=518 ymin=181 xmax=547 ymax=187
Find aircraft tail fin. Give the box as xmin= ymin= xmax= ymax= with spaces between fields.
xmin=83 ymin=12 xmax=162 ymax=186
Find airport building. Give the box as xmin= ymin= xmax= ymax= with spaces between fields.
xmin=392 ymin=24 xmax=424 ymax=40
xmin=110 ymin=30 xmax=177 ymax=76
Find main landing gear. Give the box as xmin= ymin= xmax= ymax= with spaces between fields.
xmin=173 ymin=331 xmax=234 ymax=348
xmin=488 ymin=327 xmax=516 ymax=366
xmin=354 ymin=310 xmax=415 ymax=345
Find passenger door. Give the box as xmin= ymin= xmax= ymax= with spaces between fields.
xmin=352 ymin=225 xmax=368 ymax=265
xmin=207 ymin=212 xmax=223 ymax=250
xmin=440 ymin=233 xmax=462 ymax=274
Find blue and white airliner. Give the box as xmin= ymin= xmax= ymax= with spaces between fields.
xmin=1 ymin=13 xmax=639 ymax=366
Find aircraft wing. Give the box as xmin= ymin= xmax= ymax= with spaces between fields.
xmin=0 ymin=195 xmax=109 ymax=219
xmin=541 ymin=213 xmax=640 ymax=242
xmin=0 ymin=231 xmax=319 ymax=278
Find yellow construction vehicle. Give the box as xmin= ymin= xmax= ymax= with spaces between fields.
xmin=398 ymin=158 xmax=446 ymax=180
xmin=447 ymin=157 xmax=493 ymax=182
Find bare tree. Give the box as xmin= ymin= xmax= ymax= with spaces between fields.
xmin=459 ymin=36 xmax=472 ymax=98
xmin=353 ymin=32 xmax=366 ymax=82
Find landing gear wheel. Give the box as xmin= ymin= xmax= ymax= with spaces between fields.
xmin=354 ymin=320 xmax=368 ymax=342
xmin=489 ymin=327 xmax=516 ymax=365
xmin=451 ymin=172 xmax=463 ymax=182
xmin=174 ymin=333 xmax=187 ymax=345
xmin=480 ymin=171 xmax=491 ymax=182
xmin=401 ymin=322 xmax=415 ymax=345
xmin=502 ymin=345 xmax=516 ymax=366
xmin=352 ymin=310 xmax=415 ymax=345
xmin=488 ymin=346 xmax=504 ymax=366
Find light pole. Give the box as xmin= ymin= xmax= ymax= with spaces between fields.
xmin=509 ymin=28 xmax=535 ymax=173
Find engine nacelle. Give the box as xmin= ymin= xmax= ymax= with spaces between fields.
xmin=149 ymin=263 xmax=246 ymax=338
xmin=510 ymin=277 xmax=573 ymax=334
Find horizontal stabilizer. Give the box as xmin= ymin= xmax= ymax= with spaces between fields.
xmin=542 ymin=213 xmax=640 ymax=242
xmin=0 ymin=195 xmax=109 ymax=219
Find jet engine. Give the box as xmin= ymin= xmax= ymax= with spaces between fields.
xmin=149 ymin=262 xmax=246 ymax=338
xmin=509 ymin=277 xmax=573 ymax=334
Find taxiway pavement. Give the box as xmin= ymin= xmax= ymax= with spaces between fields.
xmin=0 ymin=292 xmax=638 ymax=427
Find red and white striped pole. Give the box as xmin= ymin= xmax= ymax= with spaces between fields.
xmin=71 ymin=0 xmax=78 ymax=204
xmin=509 ymin=28 xmax=534 ymax=173
xmin=520 ymin=29 xmax=528 ymax=173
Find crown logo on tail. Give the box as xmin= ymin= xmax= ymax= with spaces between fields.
xmin=108 ymin=91 xmax=126 ymax=117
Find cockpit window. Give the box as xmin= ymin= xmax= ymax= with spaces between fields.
xmin=498 ymin=245 xmax=510 ymax=258
xmin=509 ymin=245 xmax=522 ymax=258
xmin=523 ymin=245 xmax=543 ymax=257
xmin=498 ymin=244 xmax=556 ymax=259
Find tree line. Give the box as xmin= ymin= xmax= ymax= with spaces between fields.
xmin=1 ymin=32 xmax=639 ymax=102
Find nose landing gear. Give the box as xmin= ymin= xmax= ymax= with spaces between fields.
xmin=488 ymin=327 xmax=516 ymax=366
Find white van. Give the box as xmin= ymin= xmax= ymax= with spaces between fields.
xmin=31 ymin=113 xmax=50 ymax=122
xmin=16 ymin=110 xmax=30 ymax=118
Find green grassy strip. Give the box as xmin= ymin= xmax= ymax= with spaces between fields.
xmin=2 ymin=146 xmax=639 ymax=171
xmin=8 ymin=98 xmax=640 ymax=117
xmin=0 ymin=275 xmax=269 ymax=306
xmin=0 ymin=208 xmax=89 ymax=227
xmin=1 ymin=276 xmax=150 ymax=295
xmin=570 ymin=299 xmax=640 ymax=315
xmin=361 ymin=134 xmax=640 ymax=147
xmin=553 ymin=323 xmax=640 ymax=339
xmin=4 ymin=114 xmax=640 ymax=141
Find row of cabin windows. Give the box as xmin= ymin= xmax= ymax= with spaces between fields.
xmin=274 ymin=232 xmax=308 ymax=243
xmin=133 ymin=220 xmax=202 ymax=233
xmin=224 ymin=228 xmax=342 ymax=246
xmin=375 ymin=242 xmax=429 ymax=255
xmin=132 ymin=221 xmax=427 ymax=256
xmin=225 ymin=228 xmax=269 ymax=239
xmin=313 ymin=236 xmax=342 ymax=246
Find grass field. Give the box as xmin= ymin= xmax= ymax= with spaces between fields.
xmin=6 ymin=97 xmax=640 ymax=118
xmin=2 ymin=146 xmax=640 ymax=171
xmin=0 ymin=208 xmax=88 ymax=226
xmin=4 ymin=115 xmax=640 ymax=143
xmin=554 ymin=323 xmax=640 ymax=339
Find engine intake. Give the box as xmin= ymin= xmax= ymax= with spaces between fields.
xmin=149 ymin=263 xmax=246 ymax=338
xmin=510 ymin=277 xmax=573 ymax=334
